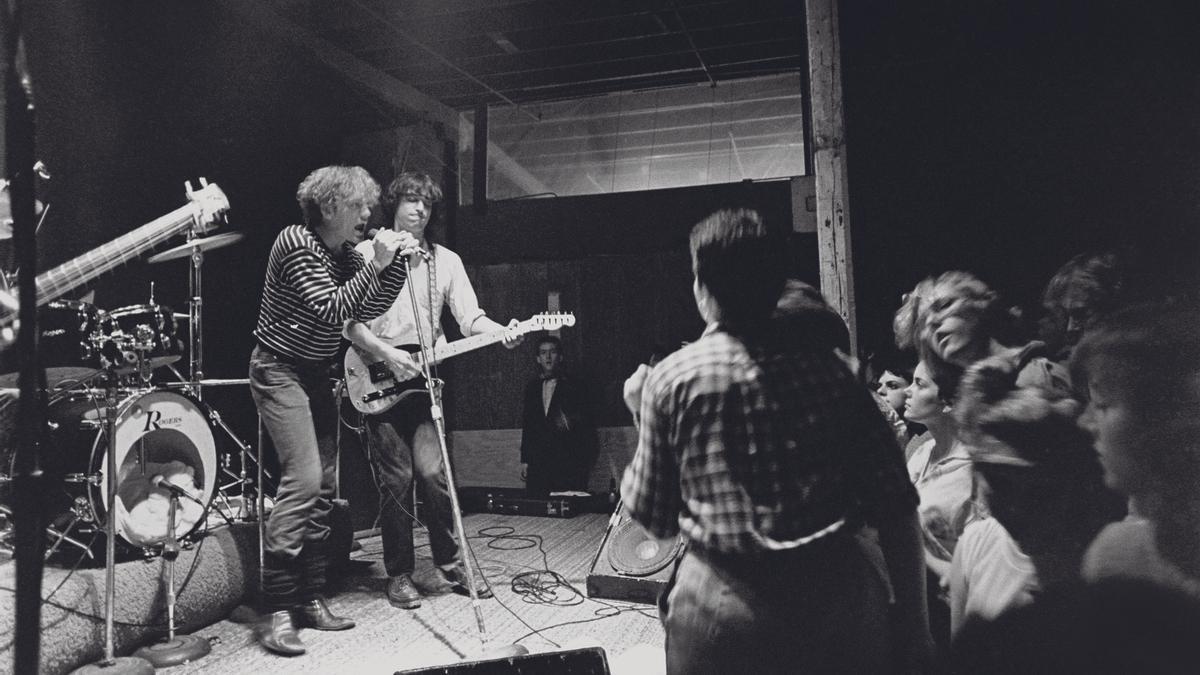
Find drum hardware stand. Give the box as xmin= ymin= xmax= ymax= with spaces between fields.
xmin=132 ymin=484 xmax=211 ymax=666
xmin=0 ymin=503 xmax=94 ymax=560
xmin=71 ymin=374 xmax=154 ymax=674
xmin=204 ymin=402 xmax=270 ymax=523
xmin=184 ymin=227 xmax=205 ymax=394
xmin=400 ymin=257 xmax=527 ymax=659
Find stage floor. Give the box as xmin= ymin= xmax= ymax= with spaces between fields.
xmin=169 ymin=512 xmax=666 ymax=674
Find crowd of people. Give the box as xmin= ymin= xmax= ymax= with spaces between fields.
xmin=247 ymin=163 xmax=1198 ymax=671
xmin=619 ymin=211 xmax=1200 ymax=673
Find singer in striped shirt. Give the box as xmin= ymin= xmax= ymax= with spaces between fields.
xmin=248 ymin=165 xmax=419 ymax=657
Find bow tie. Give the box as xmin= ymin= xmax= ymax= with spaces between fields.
xmin=540 ymin=374 xmax=558 ymax=381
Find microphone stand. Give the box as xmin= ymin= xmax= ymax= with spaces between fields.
xmin=400 ymin=254 xmax=525 ymax=659
xmin=133 ymin=487 xmax=211 ymax=667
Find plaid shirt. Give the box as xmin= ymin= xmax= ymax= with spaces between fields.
xmin=621 ymin=325 xmax=918 ymax=555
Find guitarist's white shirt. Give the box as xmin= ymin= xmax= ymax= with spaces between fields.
xmin=347 ymin=241 xmax=487 ymax=344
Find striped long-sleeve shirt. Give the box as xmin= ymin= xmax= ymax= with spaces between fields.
xmin=253 ymin=224 xmax=407 ymax=361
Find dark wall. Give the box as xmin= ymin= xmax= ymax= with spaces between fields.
xmin=446 ymin=181 xmax=810 ymax=429
xmin=23 ymin=2 xmax=393 ymax=452
xmin=839 ymin=0 xmax=1200 ymax=355
xmin=454 ymin=180 xmax=799 ymax=263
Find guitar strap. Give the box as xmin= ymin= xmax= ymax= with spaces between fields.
xmin=424 ymin=245 xmax=438 ymax=375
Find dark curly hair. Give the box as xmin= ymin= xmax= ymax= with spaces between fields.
xmin=378 ymin=171 xmax=444 ymax=246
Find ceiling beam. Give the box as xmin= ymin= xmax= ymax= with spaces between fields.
xmin=228 ymin=1 xmax=550 ymax=195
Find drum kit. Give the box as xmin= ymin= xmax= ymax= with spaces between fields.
xmin=0 ymin=196 xmax=267 ymax=567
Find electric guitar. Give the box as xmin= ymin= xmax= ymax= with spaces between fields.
xmin=0 ymin=180 xmax=230 ymax=330
xmin=344 ymin=311 xmax=576 ymax=415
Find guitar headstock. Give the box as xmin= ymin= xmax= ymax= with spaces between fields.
xmin=526 ymin=311 xmax=576 ymax=332
xmin=185 ymin=178 xmax=230 ymax=235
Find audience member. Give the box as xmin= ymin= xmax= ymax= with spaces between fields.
xmin=1039 ymin=251 xmax=1125 ymax=361
xmin=904 ymin=359 xmax=978 ymax=649
xmin=919 ymin=271 xmax=1071 ymax=399
xmin=948 ymin=355 xmax=1124 ymax=635
xmin=872 ymin=348 xmax=926 ymax=455
xmin=1072 ymin=301 xmax=1200 ymax=597
xmin=621 ymin=210 xmax=932 ymax=674
xmin=774 ymin=279 xmax=909 ymax=446
xmin=874 ymin=349 xmax=916 ymax=418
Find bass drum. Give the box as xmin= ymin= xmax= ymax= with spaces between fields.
xmin=43 ymin=389 xmax=217 ymax=553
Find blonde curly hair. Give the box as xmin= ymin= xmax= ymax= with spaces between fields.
xmin=295 ymin=165 xmax=381 ymax=228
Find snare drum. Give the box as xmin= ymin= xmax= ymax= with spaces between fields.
xmin=42 ymin=389 xmax=217 ymax=552
xmin=96 ymin=303 xmax=182 ymax=373
xmin=0 ymin=300 xmax=107 ymax=390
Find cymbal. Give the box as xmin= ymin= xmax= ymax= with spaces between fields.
xmin=148 ymin=232 xmax=243 ymax=264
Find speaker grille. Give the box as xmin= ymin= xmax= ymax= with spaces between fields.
xmin=605 ymin=520 xmax=683 ymax=576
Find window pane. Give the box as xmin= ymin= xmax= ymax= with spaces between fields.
xmin=481 ymin=74 xmax=805 ymax=200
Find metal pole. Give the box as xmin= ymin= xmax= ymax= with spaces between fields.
xmin=188 ymin=241 xmax=203 ymax=395
xmin=102 ymin=387 xmax=120 ymax=664
xmin=6 ymin=4 xmax=48 ymax=672
xmin=401 ymin=258 xmax=490 ymax=644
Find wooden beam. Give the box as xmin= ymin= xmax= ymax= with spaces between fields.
xmin=229 ymin=1 xmax=549 ymax=196
xmin=805 ymin=0 xmax=857 ymax=354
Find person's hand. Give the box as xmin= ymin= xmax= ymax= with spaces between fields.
xmin=395 ymin=230 xmax=422 ymax=260
xmin=381 ymin=345 xmax=420 ymax=381
xmin=371 ymin=229 xmax=406 ymax=272
xmin=623 ymin=364 xmax=653 ymax=420
xmin=500 ymin=318 xmax=524 ymax=349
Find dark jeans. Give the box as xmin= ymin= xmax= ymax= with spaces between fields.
xmin=364 ymin=393 xmax=458 ymax=577
xmin=248 ymin=345 xmax=338 ymax=609
xmin=660 ymin=534 xmax=892 ymax=675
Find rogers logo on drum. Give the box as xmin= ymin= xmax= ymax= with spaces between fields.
xmin=143 ymin=410 xmax=184 ymax=432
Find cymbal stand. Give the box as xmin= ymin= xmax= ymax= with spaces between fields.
xmin=185 ymin=228 xmax=205 ymax=395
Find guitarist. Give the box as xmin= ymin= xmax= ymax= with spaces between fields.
xmin=249 ymin=166 xmax=418 ymax=656
xmin=344 ymin=172 xmax=520 ymax=610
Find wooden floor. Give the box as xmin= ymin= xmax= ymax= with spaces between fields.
xmin=167 ymin=512 xmax=666 ymax=674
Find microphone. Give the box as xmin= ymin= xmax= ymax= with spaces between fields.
xmin=151 ymin=474 xmax=192 ymax=499
xmin=365 ymin=228 xmax=431 ymax=260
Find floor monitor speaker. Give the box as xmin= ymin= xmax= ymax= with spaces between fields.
xmin=585 ymin=507 xmax=683 ymax=604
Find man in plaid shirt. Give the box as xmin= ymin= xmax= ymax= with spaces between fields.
xmin=621 ymin=209 xmax=933 ymax=674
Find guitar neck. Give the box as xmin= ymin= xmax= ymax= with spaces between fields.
xmin=417 ymin=326 xmax=514 ymax=363
xmin=33 ymin=202 xmax=202 ymax=305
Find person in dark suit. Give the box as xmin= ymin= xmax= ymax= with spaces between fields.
xmin=519 ymin=335 xmax=598 ymax=496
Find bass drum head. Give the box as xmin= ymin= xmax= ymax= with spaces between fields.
xmin=92 ymin=390 xmax=217 ymax=548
